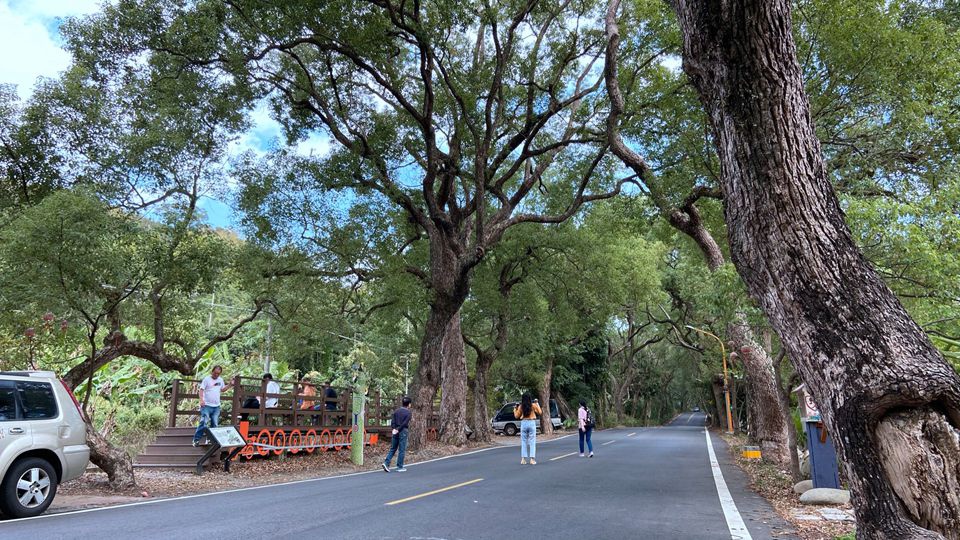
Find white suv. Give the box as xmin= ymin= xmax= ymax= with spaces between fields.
xmin=0 ymin=371 xmax=90 ymax=518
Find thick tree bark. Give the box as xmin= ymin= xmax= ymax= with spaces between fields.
xmin=539 ymin=357 xmax=554 ymax=436
xmin=409 ymin=236 xmax=472 ymax=449
xmin=711 ymin=375 xmax=727 ymax=431
xmin=409 ymin=304 xmax=463 ymax=449
xmin=438 ymin=310 xmax=469 ymax=445
xmin=729 ymin=319 xmax=790 ymax=468
xmin=672 ymin=1 xmax=960 ymax=537
xmin=84 ymin=422 xmax=135 ymax=489
xmin=471 ymin=352 xmax=495 ymax=442
xmin=772 ymin=353 xmax=803 ymax=482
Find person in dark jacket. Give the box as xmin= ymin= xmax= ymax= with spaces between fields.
xmin=382 ymin=397 xmax=412 ymax=472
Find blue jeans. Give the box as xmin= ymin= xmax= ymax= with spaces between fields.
xmin=520 ymin=419 xmax=537 ymax=458
xmin=193 ymin=405 xmax=220 ymax=443
xmin=579 ymin=426 xmax=593 ymax=453
xmin=384 ymin=430 xmax=408 ymax=469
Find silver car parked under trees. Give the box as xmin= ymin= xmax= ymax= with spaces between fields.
xmin=0 ymin=371 xmax=90 ymax=518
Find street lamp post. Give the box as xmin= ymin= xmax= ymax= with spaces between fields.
xmin=685 ymin=325 xmax=734 ymax=434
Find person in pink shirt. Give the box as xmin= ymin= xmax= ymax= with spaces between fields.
xmin=578 ymin=400 xmax=594 ymax=457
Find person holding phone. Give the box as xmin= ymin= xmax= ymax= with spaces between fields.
xmin=514 ymin=394 xmax=542 ymax=465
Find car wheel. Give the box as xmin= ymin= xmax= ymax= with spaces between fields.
xmin=504 ymin=424 xmax=518 ymax=436
xmin=0 ymin=457 xmax=59 ymax=518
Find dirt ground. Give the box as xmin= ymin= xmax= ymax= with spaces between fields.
xmin=719 ymin=432 xmax=856 ymax=540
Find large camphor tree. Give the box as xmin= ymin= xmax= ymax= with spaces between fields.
xmin=666 ymin=0 xmax=960 ymax=537
xmin=78 ymin=0 xmax=635 ymax=446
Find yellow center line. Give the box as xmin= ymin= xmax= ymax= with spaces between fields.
xmin=601 ymin=440 xmax=616 ymax=446
xmin=550 ymin=452 xmax=577 ymax=461
xmin=627 ymin=432 xmax=637 ymax=437
xmin=385 ymin=478 xmax=484 ymax=506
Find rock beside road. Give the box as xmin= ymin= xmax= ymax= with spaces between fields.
xmin=800 ymin=488 xmax=850 ymax=505
xmin=793 ymin=480 xmax=813 ymax=495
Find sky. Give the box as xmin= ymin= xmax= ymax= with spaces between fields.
xmin=0 ymin=0 xmax=101 ymax=100
xmin=0 ymin=0 xmax=304 ymax=232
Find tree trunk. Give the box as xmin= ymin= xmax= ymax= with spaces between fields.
xmin=85 ymin=422 xmax=135 ymax=489
xmin=729 ymin=377 xmax=740 ymax=433
xmin=729 ymin=319 xmax=790 ymax=468
xmin=711 ymin=375 xmax=727 ymax=430
xmin=672 ymin=1 xmax=960 ymax=537
xmin=471 ymin=352 xmax=494 ymax=443
xmin=438 ymin=310 xmax=469 ymax=445
xmin=773 ymin=359 xmax=803 ymax=482
xmin=409 ymin=235 xmax=472 ymax=449
xmin=539 ymin=357 xmax=554 ymax=436
xmin=408 ymin=306 xmax=447 ymax=449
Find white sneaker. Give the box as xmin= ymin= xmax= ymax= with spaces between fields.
xmin=579 ymin=453 xmax=585 ymax=457
xmin=397 ymin=468 xmax=407 ymax=472
xmin=589 ymin=452 xmax=594 ymax=458
xmin=382 ymin=463 xmax=390 ymax=473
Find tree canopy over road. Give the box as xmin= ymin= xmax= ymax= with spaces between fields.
xmin=2 ymin=1 xmax=959 ymax=537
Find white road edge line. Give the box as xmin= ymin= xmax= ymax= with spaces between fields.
xmin=601 ymin=440 xmax=615 ymax=446
xmin=704 ymin=428 xmax=752 ymax=540
xmin=549 ymin=452 xmax=577 ymax=461
xmin=0 ymin=432 xmax=579 ymax=525
xmin=686 ymin=413 xmax=694 ymax=424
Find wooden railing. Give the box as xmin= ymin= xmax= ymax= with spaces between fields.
xmin=168 ymin=376 xmax=435 ymax=431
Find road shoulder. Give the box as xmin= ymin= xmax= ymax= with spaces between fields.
xmin=710 ymin=431 xmax=801 ymax=539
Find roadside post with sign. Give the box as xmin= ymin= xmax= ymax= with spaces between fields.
xmin=199 ymin=425 xmax=248 ymax=475
xmin=793 ymin=384 xmax=840 ymax=489
xmin=351 ymin=363 xmax=368 ymax=466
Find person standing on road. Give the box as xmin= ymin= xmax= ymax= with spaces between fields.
xmin=514 ymin=394 xmax=542 ymax=465
xmin=193 ymin=365 xmax=231 ymax=447
xmin=382 ymin=396 xmax=412 ymax=473
xmin=578 ymin=399 xmax=594 ymax=457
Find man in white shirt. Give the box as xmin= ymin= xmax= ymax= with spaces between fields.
xmin=263 ymin=373 xmax=281 ymax=408
xmin=193 ymin=365 xmax=231 ymax=446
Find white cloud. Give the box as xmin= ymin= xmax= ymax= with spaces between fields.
xmin=0 ymin=0 xmax=104 ymax=99
xmin=295 ymin=132 xmax=331 ymax=158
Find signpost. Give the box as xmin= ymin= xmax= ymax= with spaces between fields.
xmin=198 ymin=425 xmax=247 ymax=475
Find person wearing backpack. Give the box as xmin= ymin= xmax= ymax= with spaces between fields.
xmin=578 ymin=400 xmax=594 ymax=457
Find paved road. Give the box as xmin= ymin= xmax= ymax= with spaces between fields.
xmin=1 ymin=412 xmax=797 ymax=539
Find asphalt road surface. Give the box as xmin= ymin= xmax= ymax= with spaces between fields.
xmin=0 ymin=412 xmax=797 ymax=539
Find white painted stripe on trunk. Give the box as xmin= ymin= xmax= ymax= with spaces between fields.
xmin=704 ymin=428 xmax=752 ymax=540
